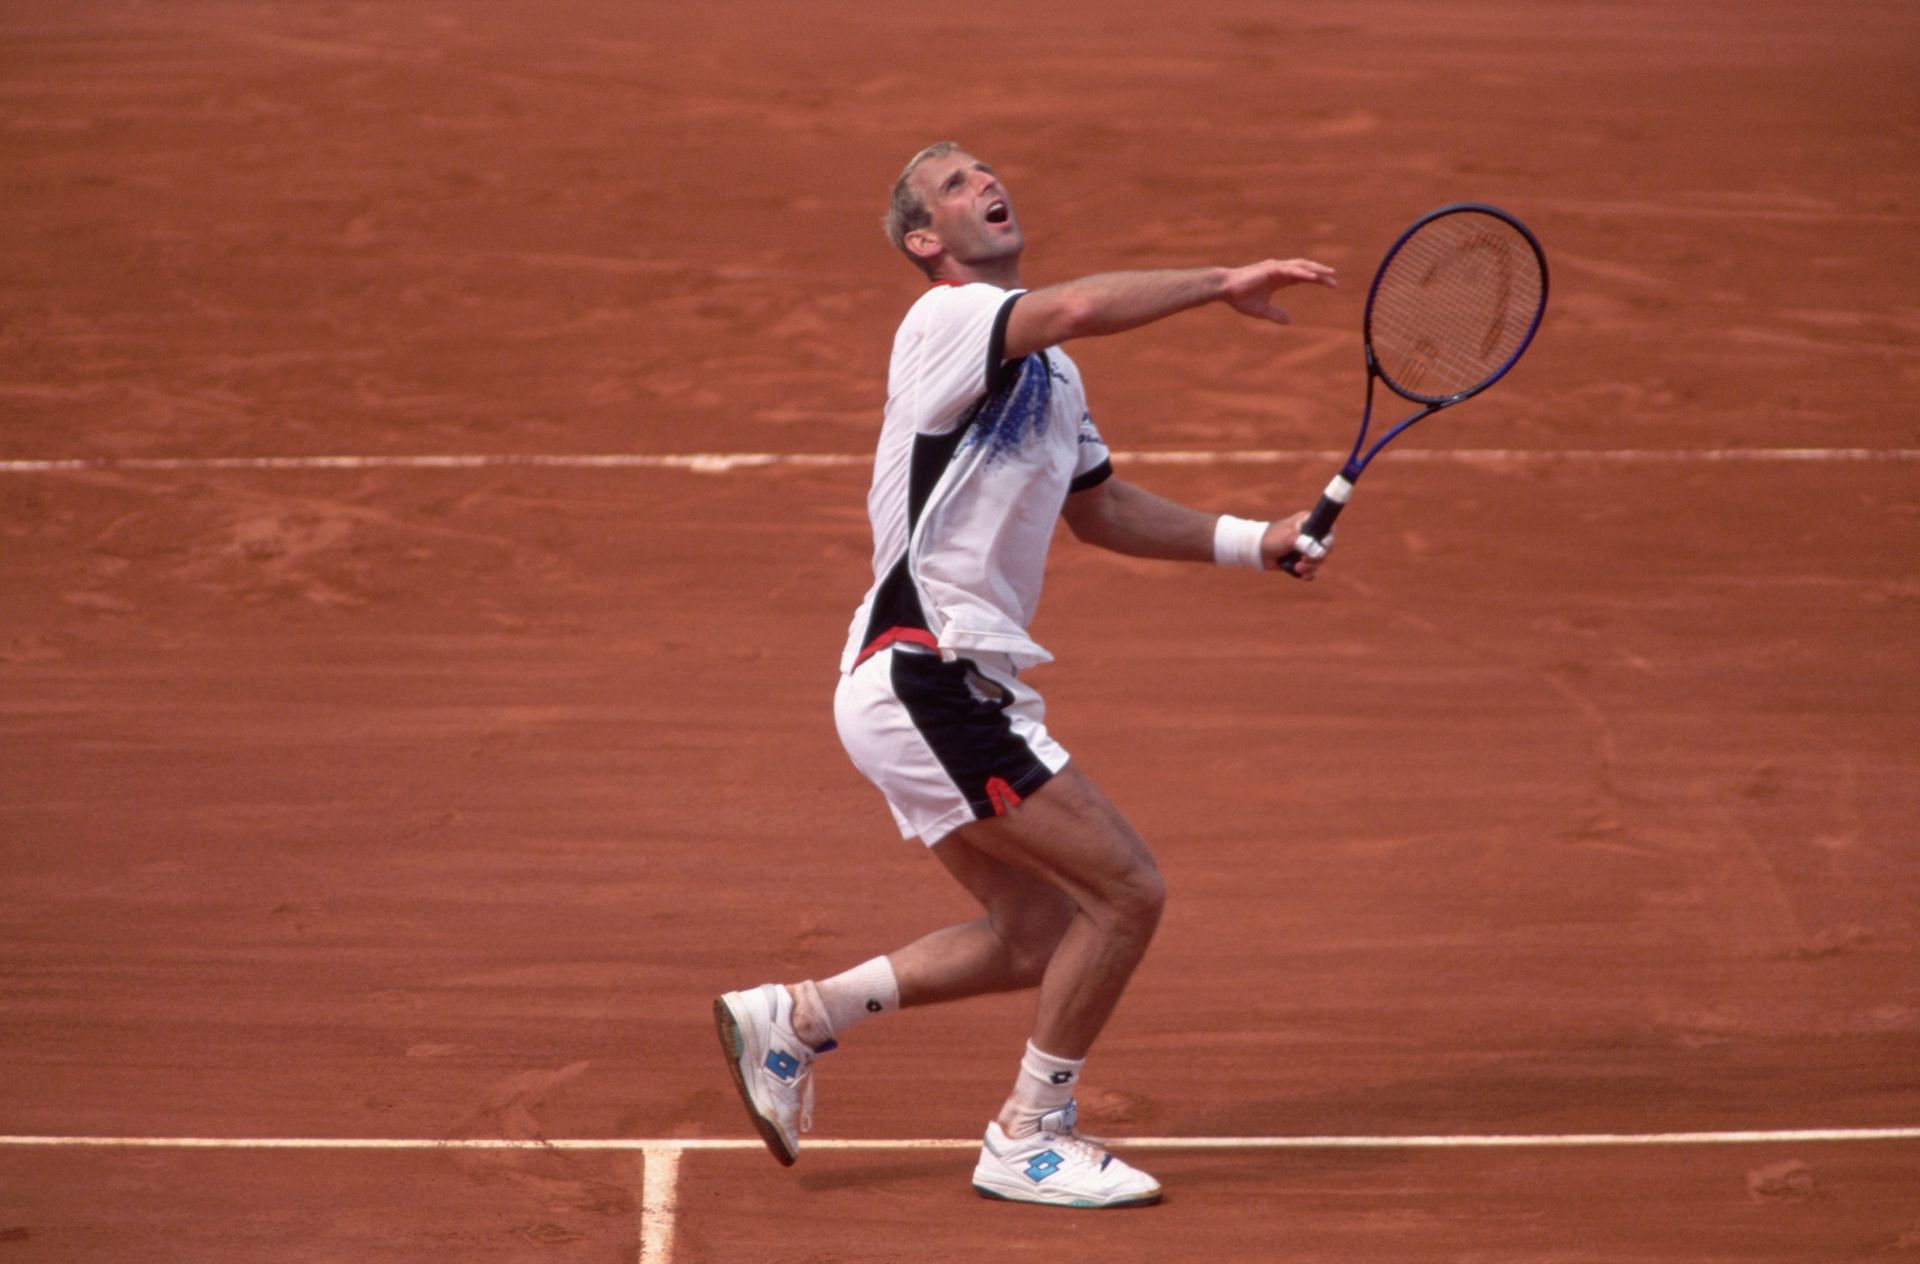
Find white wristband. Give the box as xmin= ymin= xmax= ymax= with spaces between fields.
xmin=1213 ymin=514 xmax=1270 ymax=571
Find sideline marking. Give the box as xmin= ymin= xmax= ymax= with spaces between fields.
xmin=0 ymin=448 xmax=1915 ymax=475
xmin=3 ymin=1127 xmax=1916 ymax=1151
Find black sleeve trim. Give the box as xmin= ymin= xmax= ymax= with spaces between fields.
xmin=1068 ymin=457 xmax=1114 ymax=494
xmin=985 ymin=291 xmax=1024 ymax=393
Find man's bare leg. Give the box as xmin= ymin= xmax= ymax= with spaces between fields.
xmin=928 ymin=764 xmax=1165 ymax=1058
xmin=788 ymin=763 xmax=1162 ymax=1056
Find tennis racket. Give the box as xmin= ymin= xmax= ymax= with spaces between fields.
xmin=1280 ymin=203 xmax=1548 ymax=575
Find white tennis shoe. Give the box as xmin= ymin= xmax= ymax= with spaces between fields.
xmin=713 ymin=983 xmax=822 ymax=1166
xmin=971 ymin=1102 xmax=1163 ymax=1208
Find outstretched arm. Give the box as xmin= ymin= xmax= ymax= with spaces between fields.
xmin=1062 ymin=477 xmax=1329 ymax=579
xmin=1003 ymin=259 xmax=1337 ymax=361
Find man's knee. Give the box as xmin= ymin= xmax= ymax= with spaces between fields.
xmin=1109 ymin=863 xmax=1166 ymax=936
xmin=1071 ymin=842 xmax=1166 ymax=943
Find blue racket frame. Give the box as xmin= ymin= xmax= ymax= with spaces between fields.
xmin=1281 ymin=202 xmax=1548 ymax=575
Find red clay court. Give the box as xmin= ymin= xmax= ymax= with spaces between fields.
xmin=3 ymin=1 xmax=1917 ymax=1260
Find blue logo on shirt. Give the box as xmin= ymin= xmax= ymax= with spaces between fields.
xmin=964 ymin=355 xmax=1051 ymax=464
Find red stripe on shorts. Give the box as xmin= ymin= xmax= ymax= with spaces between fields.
xmin=854 ymin=626 xmax=939 ymax=669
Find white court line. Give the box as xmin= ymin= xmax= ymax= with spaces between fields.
xmin=12 ymin=1127 xmax=1914 ymax=1264
xmin=3 ymin=1127 xmax=1916 ymax=1151
xmin=638 ymin=1144 xmax=679 ymax=1264
xmin=0 ymin=448 xmax=1915 ymax=475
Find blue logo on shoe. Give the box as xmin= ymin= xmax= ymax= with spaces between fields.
xmin=1024 ymin=1150 xmax=1064 ymax=1182
xmin=764 ymin=1049 xmax=801 ymax=1080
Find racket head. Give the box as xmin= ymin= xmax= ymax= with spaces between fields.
xmin=1362 ymin=204 xmax=1548 ymax=407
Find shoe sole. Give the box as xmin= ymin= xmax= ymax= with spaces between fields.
xmin=712 ymin=995 xmax=799 ymax=1167
xmin=972 ymin=1180 xmax=1163 ymax=1209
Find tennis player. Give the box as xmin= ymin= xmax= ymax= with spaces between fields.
xmin=716 ymin=142 xmax=1337 ymax=1208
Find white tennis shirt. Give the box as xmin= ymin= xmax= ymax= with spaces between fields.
xmin=840 ymin=281 xmax=1114 ymax=673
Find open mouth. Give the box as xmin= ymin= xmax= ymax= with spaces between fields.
xmin=984 ymin=199 xmax=1010 ymax=225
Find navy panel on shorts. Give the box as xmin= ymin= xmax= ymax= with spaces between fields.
xmin=888 ymin=651 xmax=1054 ymax=821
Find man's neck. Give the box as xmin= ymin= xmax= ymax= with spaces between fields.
xmin=935 ymin=258 xmax=1022 ymax=289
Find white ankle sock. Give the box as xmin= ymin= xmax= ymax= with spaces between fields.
xmin=1003 ymin=1041 xmax=1085 ymax=1137
xmin=806 ymin=955 xmax=899 ymax=1045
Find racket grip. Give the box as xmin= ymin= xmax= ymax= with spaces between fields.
xmin=1278 ymin=476 xmax=1353 ymax=576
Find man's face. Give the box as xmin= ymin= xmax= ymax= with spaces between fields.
xmin=907 ymin=150 xmax=1023 ymax=270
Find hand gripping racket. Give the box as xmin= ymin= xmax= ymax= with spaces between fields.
xmin=1281 ymin=203 xmax=1548 ymax=575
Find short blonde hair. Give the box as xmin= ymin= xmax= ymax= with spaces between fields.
xmin=882 ymin=141 xmax=961 ymax=274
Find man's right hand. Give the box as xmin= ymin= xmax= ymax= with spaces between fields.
xmin=1220 ymin=259 xmax=1339 ymax=325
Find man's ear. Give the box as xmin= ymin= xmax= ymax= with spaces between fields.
xmin=904 ymin=228 xmax=942 ymax=264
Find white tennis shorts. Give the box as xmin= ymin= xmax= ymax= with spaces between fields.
xmin=833 ymin=644 xmax=1070 ymax=846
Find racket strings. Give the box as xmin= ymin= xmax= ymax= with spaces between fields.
xmin=1369 ymin=215 xmax=1543 ymax=401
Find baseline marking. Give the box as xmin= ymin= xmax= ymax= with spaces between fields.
xmin=10 ymin=1125 xmax=1914 ymax=1264
xmin=0 ymin=448 xmax=1915 ymax=475
xmin=3 ymin=1127 xmax=1916 ymax=1151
